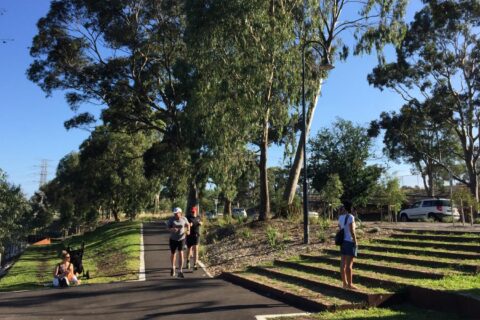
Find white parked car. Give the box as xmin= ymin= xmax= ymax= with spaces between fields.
xmin=232 ymin=208 xmax=247 ymax=218
xmin=399 ymin=198 xmax=460 ymax=222
xmin=308 ymin=211 xmax=319 ymax=218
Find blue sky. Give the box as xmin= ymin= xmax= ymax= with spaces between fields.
xmin=0 ymin=1 xmax=423 ymax=196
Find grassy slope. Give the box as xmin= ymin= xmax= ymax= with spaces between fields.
xmin=0 ymin=221 xmax=141 ymax=291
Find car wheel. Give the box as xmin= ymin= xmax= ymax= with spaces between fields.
xmin=400 ymin=213 xmax=409 ymax=222
xmin=428 ymin=212 xmax=438 ymax=221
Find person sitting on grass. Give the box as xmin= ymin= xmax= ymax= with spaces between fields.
xmin=53 ymin=250 xmax=81 ymax=287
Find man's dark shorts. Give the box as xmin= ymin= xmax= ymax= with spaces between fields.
xmin=169 ymin=238 xmax=185 ymax=254
xmin=340 ymin=241 xmax=357 ymax=257
xmin=186 ymin=234 xmax=200 ymax=248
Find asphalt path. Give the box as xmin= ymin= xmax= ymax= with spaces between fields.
xmin=0 ymin=222 xmax=300 ymax=320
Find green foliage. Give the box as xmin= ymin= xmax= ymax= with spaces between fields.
xmin=240 ymin=228 xmax=252 ymax=239
xmin=309 ymin=119 xmax=383 ymax=204
xmin=320 ymin=174 xmax=343 ymax=218
xmin=266 ymin=226 xmax=279 ymax=249
xmin=375 ymin=176 xmax=406 ymax=220
xmin=0 ymin=169 xmax=32 ymax=249
xmin=369 ymin=0 xmax=480 ymax=199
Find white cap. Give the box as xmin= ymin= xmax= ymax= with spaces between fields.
xmin=173 ymin=207 xmax=182 ymax=214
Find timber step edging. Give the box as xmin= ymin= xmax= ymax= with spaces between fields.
xmin=322 ymin=248 xmax=479 ymax=274
xmin=360 ymin=244 xmax=480 ymax=260
xmin=407 ymin=286 xmax=480 ymax=320
xmin=299 ymin=254 xmax=444 ymax=280
xmin=220 ymin=272 xmax=362 ymax=312
xmin=389 ymin=228 xmax=480 ymax=236
xmin=390 ymin=233 xmax=480 ymax=243
xmin=250 ymin=266 xmax=396 ymax=307
xmin=374 ymin=238 xmax=480 ymax=253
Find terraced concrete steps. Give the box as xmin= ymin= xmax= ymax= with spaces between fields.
xmin=390 ymin=232 xmax=480 ymax=243
xmin=322 ymin=248 xmax=480 ymax=274
xmin=221 ymin=272 xmax=364 ymax=312
xmin=222 ymin=227 xmax=480 ymax=314
xmin=250 ymin=266 xmax=397 ymax=307
xmin=299 ymin=254 xmax=444 ymax=279
xmin=273 ymin=259 xmax=405 ymax=289
xmin=361 ymin=243 xmax=480 ymax=260
xmin=375 ymin=238 xmax=480 ymax=252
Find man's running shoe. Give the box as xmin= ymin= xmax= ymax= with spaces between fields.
xmin=193 ymin=264 xmax=198 ymax=271
xmin=170 ymin=268 xmax=175 ymax=277
xmin=178 ymin=271 xmax=185 ymax=278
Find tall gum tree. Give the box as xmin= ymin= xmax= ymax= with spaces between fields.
xmin=283 ymin=0 xmax=408 ymax=206
xmin=186 ymin=0 xmax=302 ymax=220
xmin=368 ymin=0 xmax=480 ymax=200
xmin=27 ymin=0 xmax=210 ymax=209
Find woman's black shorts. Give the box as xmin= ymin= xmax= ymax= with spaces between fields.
xmin=169 ymin=238 xmax=185 ymax=253
xmin=186 ymin=235 xmax=200 ymax=248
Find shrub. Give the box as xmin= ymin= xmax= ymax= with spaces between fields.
xmin=368 ymin=227 xmax=381 ymax=233
xmin=266 ymin=226 xmax=284 ymax=249
xmin=317 ymin=230 xmax=327 ymax=243
xmin=241 ymin=228 xmax=252 ymax=239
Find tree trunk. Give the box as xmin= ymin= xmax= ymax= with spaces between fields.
xmin=259 ymin=117 xmax=270 ymax=221
xmin=468 ymin=172 xmax=479 ymax=202
xmin=112 ymin=209 xmax=120 ymax=222
xmin=186 ymin=180 xmax=199 ymax=216
xmin=427 ymin=159 xmax=435 ymax=197
xmin=283 ymin=79 xmax=324 ymax=205
xmin=224 ymin=198 xmax=232 ymax=216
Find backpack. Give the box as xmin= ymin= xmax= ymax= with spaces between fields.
xmin=335 ymin=214 xmax=351 ymax=246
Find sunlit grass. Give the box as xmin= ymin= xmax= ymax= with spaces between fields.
xmin=0 ymin=221 xmax=141 ymax=291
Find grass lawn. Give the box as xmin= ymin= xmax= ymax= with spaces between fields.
xmin=415 ymin=274 xmax=480 ymax=297
xmin=284 ymin=304 xmax=463 ymax=320
xmin=0 ymin=221 xmax=142 ymax=291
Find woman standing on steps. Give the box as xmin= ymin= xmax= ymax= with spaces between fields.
xmin=338 ymin=200 xmax=358 ymax=290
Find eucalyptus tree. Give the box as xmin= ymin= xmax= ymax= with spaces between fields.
xmin=320 ymin=173 xmax=343 ymax=219
xmin=309 ymin=119 xmax=383 ymax=205
xmin=79 ymin=126 xmax=160 ymax=221
xmin=283 ymin=0 xmax=408 ymax=206
xmin=186 ymin=0 xmax=304 ymax=220
xmin=369 ymin=106 xmax=460 ymax=197
xmin=28 ymin=0 xmax=202 ymax=206
xmin=41 ymin=153 xmax=84 ymax=232
xmin=368 ymin=0 xmax=480 ymax=199
xmin=0 ymin=169 xmax=31 ymax=250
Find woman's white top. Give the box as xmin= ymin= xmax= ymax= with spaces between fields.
xmin=338 ymin=214 xmax=355 ymax=242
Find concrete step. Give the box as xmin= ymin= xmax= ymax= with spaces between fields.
xmin=322 ymin=248 xmax=479 ymax=274
xmin=390 ymin=233 xmax=480 ymax=243
xmin=360 ymin=243 xmax=480 ymax=260
xmin=221 ymin=271 xmax=364 ymax=312
xmin=374 ymin=238 xmax=480 ymax=253
xmin=300 ymin=254 xmax=444 ymax=279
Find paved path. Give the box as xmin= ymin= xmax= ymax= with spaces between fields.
xmin=0 ymin=222 xmax=300 ymax=320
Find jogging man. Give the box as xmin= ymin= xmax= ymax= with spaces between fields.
xmin=186 ymin=206 xmax=202 ymax=270
xmin=167 ymin=207 xmax=190 ymax=278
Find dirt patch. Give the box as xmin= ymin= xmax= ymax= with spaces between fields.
xmin=201 ymin=218 xmax=393 ymax=276
xmin=95 ymin=250 xmax=130 ymax=277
